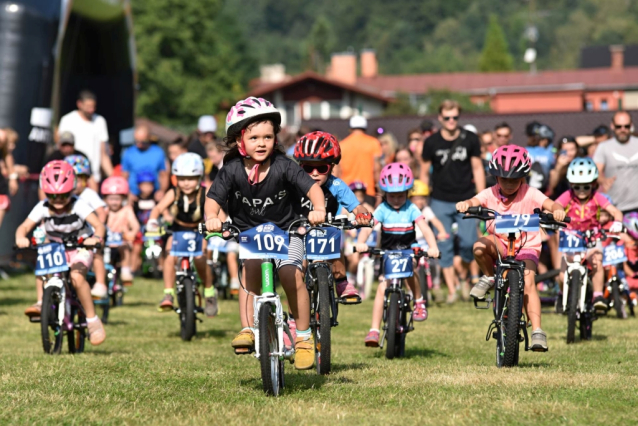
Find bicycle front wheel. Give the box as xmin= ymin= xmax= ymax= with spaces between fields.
xmin=41 ymin=286 xmax=64 ymax=355
xmin=179 ymin=278 xmax=197 ymax=341
xmin=385 ymin=292 xmax=400 ymax=360
xmin=258 ymin=302 xmax=282 ymax=396
xmin=501 ymin=269 xmax=522 ymax=367
xmin=612 ymin=280 xmax=626 ymax=319
xmin=566 ymin=270 xmax=581 ymax=344
xmin=314 ymin=267 xmax=332 ymax=375
xmin=67 ymin=306 xmax=86 ymax=354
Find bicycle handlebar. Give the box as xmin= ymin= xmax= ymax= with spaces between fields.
xmin=288 ymin=215 xmax=372 ymax=235
xmin=353 ymin=247 xmax=439 ymax=259
xmin=14 ymin=240 xmax=102 ymax=251
xmin=460 ymin=206 xmax=571 ymax=228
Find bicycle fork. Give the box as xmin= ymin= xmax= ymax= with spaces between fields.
xmin=563 ymin=256 xmax=588 ymax=314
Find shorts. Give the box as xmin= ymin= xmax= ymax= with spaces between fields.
xmin=66 ymin=248 xmax=94 ymax=269
xmin=497 ymin=239 xmax=540 ymax=266
xmin=0 ymin=194 xmax=10 ymax=210
xmin=274 ymin=235 xmax=304 ymax=271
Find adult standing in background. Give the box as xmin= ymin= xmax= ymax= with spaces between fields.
xmin=493 ymin=122 xmax=512 ymax=149
xmin=121 ymin=125 xmax=169 ymax=202
xmin=58 ymin=90 xmax=113 ymax=182
xmin=420 ymin=100 xmax=485 ymax=303
xmin=188 ymin=115 xmax=217 ymax=158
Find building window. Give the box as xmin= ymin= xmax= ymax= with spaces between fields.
xmin=600 ymin=99 xmax=609 ymax=111
xmin=585 ymin=100 xmax=593 ymax=111
xmin=309 ymin=102 xmax=322 ymax=119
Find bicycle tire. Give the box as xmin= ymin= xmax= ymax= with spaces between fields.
xmin=67 ymin=307 xmax=86 ymax=354
xmin=612 ymin=280 xmax=626 ymax=319
xmin=314 ymin=267 xmax=332 ymax=375
xmin=41 ymin=286 xmax=64 ymax=355
xmin=385 ymin=292 xmax=400 ymax=360
xmin=179 ymin=278 xmax=197 ymax=341
xmin=396 ymin=295 xmax=408 ymax=358
xmin=258 ymin=302 xmax=282 ymax=396
xmin=418 ymin=267 xmax=428 ymax=307
xmin=566 ymin=270 xmax=580 ymax=344
xmin=502 ymin=269 xmax=522 ymax=367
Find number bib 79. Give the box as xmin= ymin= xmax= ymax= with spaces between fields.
xmin=558 ymin=229 xmax=586 ymax=253
xmin=305 ymin=227 xmax=341 ymax=260
xmin=36 ymin=243 xmax=69 ymax=275
xmin=171 ymin=231 xmax=203 ymax=257
xmin=106 ymin=228 xmax=123 ymax=247
xmin=602 ymin=244 xmax=628 ymax=266
xmin=238 ymin=223 xmax=289 ymax=260
xmin=383 ymin=250 xmax=414 ymax=279
xmin=494 ymin=214 xmax=540 ymax=233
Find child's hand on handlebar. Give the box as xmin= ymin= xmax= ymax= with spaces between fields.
xmin=355 ymin=212 xmax=373 ymax=226
xmin=355 ymin=243 xmax=369 ymax=253
xmin=83 ymin=237 xmax=101 ymax=246
xmin=308 ymin=210 xmax=326 ymax=226
xmin=552 ymin=209 xmax=566 ymax=222
xmin=146 ymin=219 xmax=159 ymax=232
xmin=456 ymin=201 xmax=469 ymax=213
xmin=205 ymin=218 xmax=222 ymax=233
xmin=16 ymin=237 xmax=30 ymax=248
xmin=427 ymin=247 xmax=440 ymax=258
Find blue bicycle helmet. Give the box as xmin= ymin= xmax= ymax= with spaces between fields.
xmin=136 ymin=170 xmax=156 ymax=184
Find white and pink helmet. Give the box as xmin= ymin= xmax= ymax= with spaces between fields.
xmin=101 ymin=176 xmax=129 ymax=195
xmin=488 ymin=145 xmax=532 ymax=179
xmin=40 ymin=160 xmax=76 ymax=194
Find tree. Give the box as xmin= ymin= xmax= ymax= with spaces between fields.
xmin=383 ymin=92 xmax=417 ymax=116
xmin=306 ymin=16 xmax=334 ymax=72
xmin=424 ymin=89 xmax=491 ymax=114
xmin=478 ymin=15 xmax=514 ymax=72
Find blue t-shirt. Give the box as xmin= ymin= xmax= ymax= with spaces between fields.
xmin=526 ymin=146 xmax=555 ymax=177
xmin=295 ymin=175 xmax=360 ymax=217
xmin=373 ymin=200 xmax=423 ymax=250
xmin=121 ymin=145 xmax=167 ymax=195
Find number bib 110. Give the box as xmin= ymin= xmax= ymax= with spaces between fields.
xmin=171 ymin=231 xmax=203 ymax=257
xmin=494 ymin=214 xmax=540 ymax=233
xmin=36 ymin=243 xmax=69 ymax=275
xmin=238 ymin=223 xmax=289 ymax=260
xmin=558 ymin=229 xmax=586 ymax=253
xmin=305 ymin=227 xmax=341 ymax=260
xmin=106 ymin=228 xmax=123 ymax=247
xmin=383 ymin=250 xmax=414 ymax=279
xmin=603 ymin=244 xmax=628 ymax=266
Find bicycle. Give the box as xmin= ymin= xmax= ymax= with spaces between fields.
xmin=92 ymin=229 xmax=127 ymax=324
xmin=207 ymin=236 xmax=232 ymax=300
xmin=601 ymin=232 xmax=636 ymax=319
xmin=462 ymin=207 xmax=569 ymax=367
xmin=141 ymin=225 xmax=164 ymax=279
xmin=201 ymin=222 xmax=295 ymax=396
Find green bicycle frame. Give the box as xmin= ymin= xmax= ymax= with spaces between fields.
xmin=262 ymin=261 xmax=274 ymax=294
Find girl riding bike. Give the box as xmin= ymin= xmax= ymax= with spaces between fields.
xmin=205 ymin=97 xmax=325 ymax=370
xmin=456 ymin=145 xmax=566 ymax=351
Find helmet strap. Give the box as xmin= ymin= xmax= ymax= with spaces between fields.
xmin=239 ymin=128 xmax=278 ymax=186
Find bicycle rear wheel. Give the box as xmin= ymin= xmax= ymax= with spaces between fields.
xmin=258 ymin=302 xmax=282 ymax=396
xmin=314 ymin=267 xmax=332 ymax=375
xmin=612 ymin=281 xmax=626 ymax=319
xmin=502 ymin=269 xmax=522 ymax=367
xmin=385 ymin=292 xmax=400 ymax=360
xmin=179 ymin=278 xmax=197 ymax=341
xmin=41 ymin=286 xmax=64 ymax=355
xmin=566 ymin=270 xmax=581 ymax=344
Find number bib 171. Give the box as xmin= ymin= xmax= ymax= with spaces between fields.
xmin=383 ymin=250 xmax=413 ymax=279
xmin=305 ymin=227 xmax=341 ymax=260
xmin=171 ymin=231 xmax=203 ymax=257
xmin=603 ymin=244 xmax=628 ymax=266
xmin=494 ymin=214 xmax=540 ymax=233
xmin=36 ymin=243 xmax=69 ymax=275
xmin=238 ymin=223 xmax=289 ymax=260
xmin=558 ymin=229 xmax=586 ymax=253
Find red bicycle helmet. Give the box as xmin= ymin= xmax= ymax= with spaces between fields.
xmin=293 ymin=131 xmax=341 ymax=164
xmin=488 ymin=144 xmax=532 ymax=179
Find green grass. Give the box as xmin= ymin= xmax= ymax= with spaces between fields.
xmin=1 ymin=275 xmax=638 ymax=425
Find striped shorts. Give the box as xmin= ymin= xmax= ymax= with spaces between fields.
xmin=274 ymin=235 xmax=304 ymax=271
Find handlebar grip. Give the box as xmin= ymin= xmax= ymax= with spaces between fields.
xmin=466 ymin=206 xmax=482 ymax=215
xmin=564 ymin=217 xmax=571 ymax=223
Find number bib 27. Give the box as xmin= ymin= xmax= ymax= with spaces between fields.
xmin=558 ymin=230 xmax=586 ymax=253
xmin=383 ymin=250 xmax=414 ymax=279
xmin=36 ymin=243 xmax=69 ymax=275
xmin=603 ymin=244 xmax=628 ymax=266
xmin=305 ymin=227 xmax=341 ymax=260
xmin=171 ymin=231 xmax=203 ymax=257
xmin=238 ymin=223 xmax=289 ymax=260
xmin=494 ymin=214 xmax=540 ymax=233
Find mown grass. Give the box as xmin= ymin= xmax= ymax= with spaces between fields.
xmin=1 ymin=275 xmax=637 ymax=425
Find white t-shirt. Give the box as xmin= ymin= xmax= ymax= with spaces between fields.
xmin=28 ymin=196 xmax=94 ymax=241
xmin=79 ymin=188 xmax=106 ymax=212
xmin=58 ymin=111 xmax=109 ymax=181
xmin=415 ymin=206 xmax=436 ymax=247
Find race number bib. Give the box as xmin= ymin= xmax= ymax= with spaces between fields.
xmin=305 ymin=227 xmax=341 ymax=260
xmin=383 ymin=250 xmax=414 ymax=279
xmin=494 ymin=214 xmax=540 ymax=233
xmin=207 ymin=236 xmax=229 ymax=253
xmin=603 ymin=244 xmax=628 ymax=266
xmin=238 ymin=223 xmax=289 ymax=260
xmin=171 ymin=231 xmax=203 ymax=257
xmin=35 ymin=243 xmax=69 ymax=275
xmin=558 ymin=230 xmax=586 ymax=253
xmin=106 ymin=228 xmax=123 ymax=247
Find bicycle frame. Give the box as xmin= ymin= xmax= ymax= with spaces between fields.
xmin=561 ymin=252 xmax=589 ymax=313
xmin=38 ymin=272 xmax=86 ymax=334
xmin=175 ymin=256 xmax=202 ymax=314
xmin=380 ymin=278 xmax=413 ymax=349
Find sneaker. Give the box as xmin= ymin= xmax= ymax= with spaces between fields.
xmin=336 ymin=280 xmax=361 ymax=304
xmin=121 ymin=269 xmax=134 ymax=286
xmin=470 ymin=276 xmax=495 ymax=300
xmin=294 ymin=335 xmax=315 ymax=370
xmin=530 ymin=328 xmax=548 ymax=352
xmin=283 ymin=317 xmax=297 ymax=350
xmin=158 ymin=294 xmax=174 ymax=312
xmin=204 ymin=296 xmax=218 ymax=317
xmin=231 ymin=329 xmax=255 ymax=349
xmin=364 ymin=330 xmax=380 ymax=347
xmin=87 ymin=318 xmax=106 ymax=346
xmin=24 ymin=302 xmax=42 ymax=318
xmin=446 ymin=292 xmax=458 ymax=304
xmin=90 ymin=282 xmax=108 ymax=299
xmin=413 ymin=300 xmax=428 ymax=321
xmin=593 ymin=296 xmax=608 ymax=311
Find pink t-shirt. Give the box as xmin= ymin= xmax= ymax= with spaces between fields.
xmin=555 ymin=190 xmax=610 ymax=232
xmin=474 ymin=183 xmax=549 ymax=254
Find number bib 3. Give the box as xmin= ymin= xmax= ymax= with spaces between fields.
xmin=171 ymin=231 xmax=203 ymax=257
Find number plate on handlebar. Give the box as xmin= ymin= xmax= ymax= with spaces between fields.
xmin=238 ymin=223 xmax=289 ymax=260
xmin=35 ymin=243 xmax=69 ymax=275
xmin=558 ymin=229 xmax=586 ymax=253
xmin=494 ymin=214 xmax=540 ymax=233
xmin=106 ymin=228 xmax=123 ymax=247
xmin=305 ymin=227 xmax=341 ymax=260
xmin=170 ymin=231 xmax=203 ymax=257
xmin=603 ymin=244 xmax=627 ymax=266
xmin=383 ymin=250 xmax=414 ymax=279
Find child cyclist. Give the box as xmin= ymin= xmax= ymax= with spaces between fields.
xmin=205 ymin=97 xmax=326 ymax=370
xmin=355 ymin=163 xmax=440 ymax=347
xmin=293 ymin=131 xmax=372 ymax=302
xmin=555 ymin=158 xmax=624 ymax=310
xmin=101 ymin=176 xmax=140 ymax=285
xmin=345 ymin=181 xmax=375 ymax=284
xmin=456 ymin=145 xmax=566 ymax=351
xmin=146 ymin=153 xmax=218 ymax=317
xmin=17 ymin=160 xmax=106 ymax=345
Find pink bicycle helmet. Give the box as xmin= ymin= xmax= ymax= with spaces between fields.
xmin=101 ymin=176 xmax=130 ymax=196
xmin=488 ymin=144 xmax=532 ymax=178
xmin=379 ymin=162 xmax=414 ymax=193
xmin=624 ymin=212 xmax=638 ymax=240
xmin=40 ymin=160 xmax=76 ymax=194
xmin=349 ymin=181 xmax=367 ymax=192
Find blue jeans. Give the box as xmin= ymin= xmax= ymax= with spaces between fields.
xmin=429 ymin=198 xmax=477 ymax=268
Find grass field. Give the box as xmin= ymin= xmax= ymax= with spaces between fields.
xmin=1 ymin=275 xmax=638 ymax=425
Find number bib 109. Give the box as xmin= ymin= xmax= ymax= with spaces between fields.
xmin=171 ymin=231 xmax=203 ymax=257
xmin=106 ymin=228 xmax=123 ymax=247
xmin=36 ymin=243 xmax=69 ymax=275
xmin=494 ymin=214 xmax=540 ymax=234
xmin=238 ymin=223 xmax=289 ymax=260
xmin=558 ymin=229 xmax=586 ymax=253
xmin=305 ymin=227 xmax=341 ymax=260
xmin=603 ymin=244 xmax=628 ymax=266
xmin=383 ymin=250 xmax=414 ymax=279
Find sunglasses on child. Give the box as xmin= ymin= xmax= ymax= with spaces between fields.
xmin=301 ymin=164 xmax=331 ymax=175
xmin=46 ymin=192 xmax=72 ymax=201
xmin=571 ymin=184 xmax=592 ymax=191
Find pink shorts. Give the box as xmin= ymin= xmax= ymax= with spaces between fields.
xmin=497 ymin=239 xmax=540 ymax=266
xmin=0 ymin=194 xmax=10 ymax=210
xmin=65 ymin=248 xmax=94 ymax=269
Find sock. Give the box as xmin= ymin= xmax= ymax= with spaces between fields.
xmin=296 ymin=328 xmax=311 ymax=339
xmin=241 ymin=327 xmax=252 ymax=333
xmin=369 ymin=328 xmax=380 ymax=333
xmin=416 ymin=297 xmax=424 ymax=303
xmin=121 ymin=267 xmax=131 ymax=274
xmin=87 ymin=316 xmax=98 ymax=323
xmin=593 ymin=291 xmax=603 ymax=298
xmin=204 ymin=287 xmax=216 ymax=298
xmin=95 ymin=282 xmax=105 ymax=288
xmin=164 ymin=288 xmax=175 ymax=296
xmin=471 ymin=275 xmax=480 ymax=284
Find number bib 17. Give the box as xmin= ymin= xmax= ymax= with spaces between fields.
xmin=494 ymin=214 xmax=540 ymax=233
xmin=171 ymin=231 xmax=203 ymax=257
xmin=106 ymin=228 xmax=123 ymax=247
xmin=558 ymin=229 xmax=586 ymax=253
xmin=36 ymin=243 xmax=69 ymax=275
xmin=383 ymin=250 xmax=414 ymax=279
xmin=305 ymin=227 xmax=341 ymax=260
xmin=238 ymin=223 xmax=289 ymax=260
xmin=603 ymin=244 xmax=628 ymax=266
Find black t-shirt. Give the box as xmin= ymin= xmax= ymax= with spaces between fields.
xmin=294 ymin=184 xmax=340 ymax=218
xmin=170 ymin=187 xmax=206 ymax=231
xmin=206 ymin=153 xmax=316 ymax=232
xmin=187 ymin=137 xmax=207 ymax=158
xmin=45 ymin=149 xmax=92 ymax=174
xmin=421 ymin=130 xmax=481 ymax=202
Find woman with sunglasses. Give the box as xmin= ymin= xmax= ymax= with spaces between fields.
xmin=555 ymin=158 xmax=624 ymax=309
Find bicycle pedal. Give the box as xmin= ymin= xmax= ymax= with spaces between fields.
xmin=234 ymin=347 xmax=254 ymax=355
xmin=28 ymin=316 xmax=41 ymax=323
xmin=338 ymin=296 xmax=362 ymax=305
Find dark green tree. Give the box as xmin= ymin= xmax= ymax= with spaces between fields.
xmin=479 ymin=15 xmax=514 ymax=72
xmin=306 ymin=16 xmax=334 ymax=72
xmin=383 ymin=92 xmax=417 ymax=116
xmin=424 ymin=89 xmax=491 ymax=114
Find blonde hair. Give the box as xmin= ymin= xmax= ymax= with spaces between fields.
xmin=378 ymin=133 xmax=398 ymax=163
xmin=170 ymin=186 xmax=204 ymax=222
xmin=438 ymin=99 xmax=461 ymax=114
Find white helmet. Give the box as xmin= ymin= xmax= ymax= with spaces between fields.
xmin=225 ymin=97 xmax=281 ymax=136
xmin=566 ymin=158 xmax=598 ymax=184
xmin=172 ymin=153 xmax=204 ymax=177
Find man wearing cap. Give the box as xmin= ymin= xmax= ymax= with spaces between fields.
xmin=188 ymin=115 xmax=217 ymax=158
xmin=335 ymin=115 xmax=382 ymax=200
xmin=121 ymin=125 xmax=168 ymax=202
xmin=43 ymin=131 xmax=97 ymax=192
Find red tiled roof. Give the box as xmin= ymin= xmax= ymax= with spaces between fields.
xmin=357 ymin=67 xmax=638 ymax=95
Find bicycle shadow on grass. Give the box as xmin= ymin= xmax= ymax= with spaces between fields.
xmin=166 ymin=329 xmax=230 ymax=339
xmin=240 ymin=373 xmax=329 ymax=393
xmin=371 ymin=347 xmax=449 ymax=360
xmin=0 ymin=297 xmax=32 ymax=307
xmin=120 ymin=301 xmax=155 ymax=308
xmin=330 ymin=362 xmax=367 ymax=373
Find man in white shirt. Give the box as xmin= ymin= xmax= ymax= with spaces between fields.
xmin=58 ymin=90 xmax=113 ymax=181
